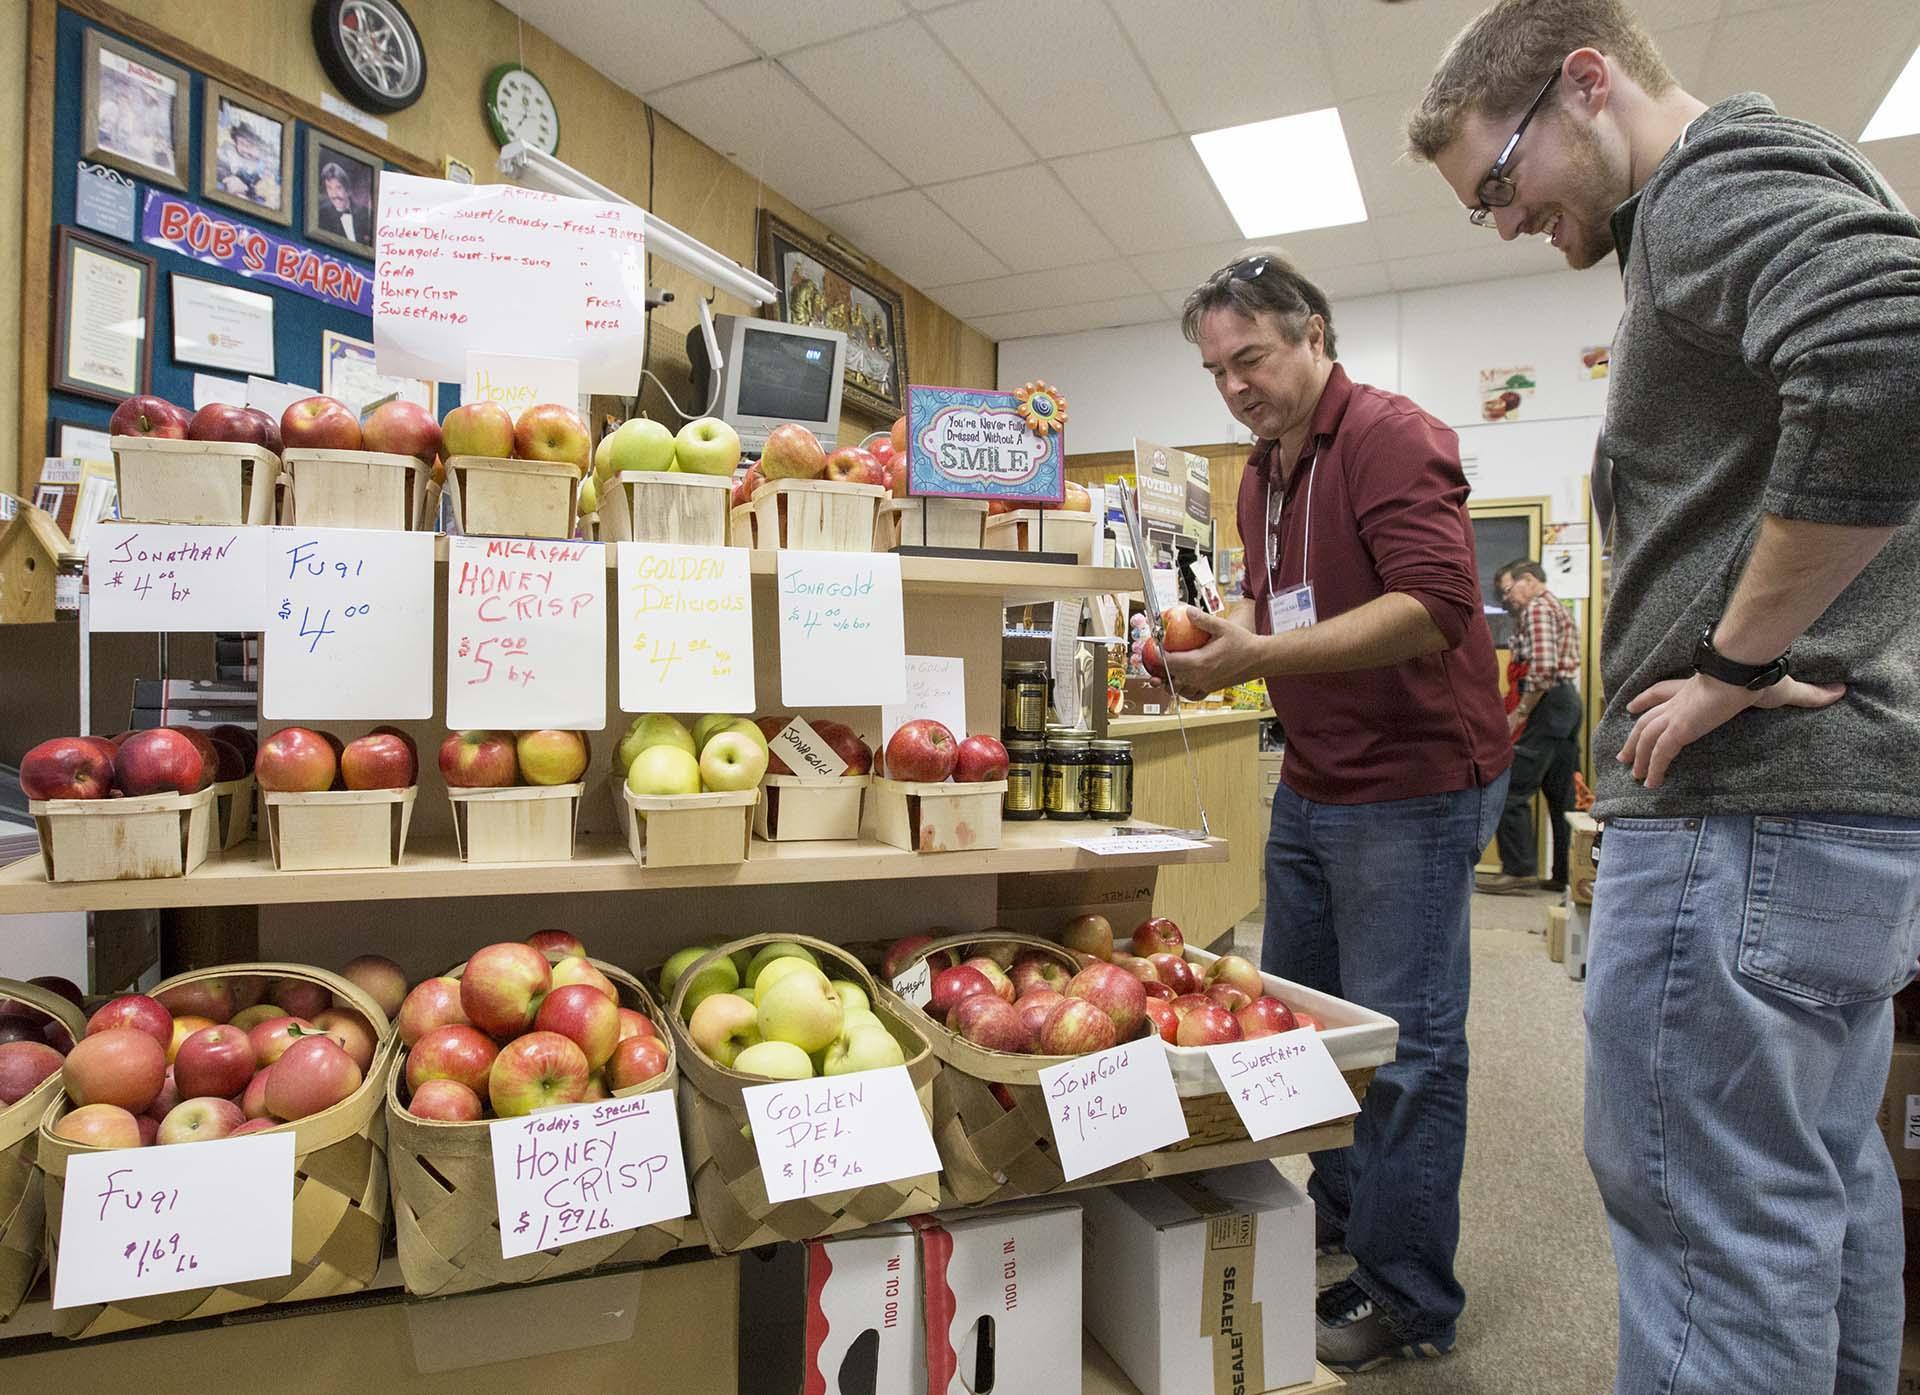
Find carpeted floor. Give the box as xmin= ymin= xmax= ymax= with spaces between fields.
xmin=1227 ymin=889 xmax=1619 ymax=1394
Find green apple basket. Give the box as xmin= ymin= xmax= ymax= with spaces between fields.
xmin=385 ymin=954 xmax=691 ymax=1296
xmin=0 ymin=979 xmax=86 ymax=1319
xmin=36 ymin=962 xmax=397 ymax=1340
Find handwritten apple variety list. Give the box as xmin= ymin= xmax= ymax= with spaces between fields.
xmin=742 ymin=1067 xmax=940 ymax=1205
xmin=445 ymin=536 xmax=605 ymax=729
xmin=1037 ymin=1036 xmax=1188 ymax=1181
xmin=615 ymin=542 xmax=755 ymax=715
xmin=260 ymin=526 xmax=435 ymax=719
xmin=488 ymin=1094 xmax=691 ymax=1260
xmin=88 ymin=522 xmax=270 ymax=632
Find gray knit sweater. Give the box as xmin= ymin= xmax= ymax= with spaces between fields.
xmin=1597 ymin=93 xmax=1920 ymax=818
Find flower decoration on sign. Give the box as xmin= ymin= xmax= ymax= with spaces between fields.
xmin=1015 ymin=381 xmax=1068 ymax=436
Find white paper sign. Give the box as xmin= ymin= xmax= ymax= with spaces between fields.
xmin=1541 ymin=543 xmax=1591 ymax=599
xmin=463 ymin=351 xmax=581 ymax=424
xmin=488 ymin=1093 xmax=692 ymax=1260
xmin=245 ymin=376 xmax=317 ymax=421
xmin=881 ymin=654 xmax=966 ymax=753
xmin=1038 ymin=1036 xmax=1187 ymax=1181
xmin=1051 ymin=601 xmax=1082 ymax=728
xmin=190 ymin=372 xmax=245 ymax=411
xmin=1150 ymin=566 xmax=1180 ymax=610
xmin=375 ymin=174 xmax=647 ymax=392
xmin=890 ymin=962 xmax=933 ymax=1008
xmin=780 ymin=552 xmax=907 ymax=708
xmin=261 ymin=527 xmax=435 ymax=719
xmin=743 ymin=1066 xmax=940 ymax=1204
xmin=172 ymin=278 xmax=275 ymax=375
xmin=616 ymin=542 xmax=754 ymax=714
xmin=53 ymin=1133 xmax=295 ymax=1308
xmin=446 ymin=536 xmax=606 ymax=729
xmin=88 ymin=523 xmax=269 ymax=631
xmin=771 ymin=717 xmax=848 ymax=783
xmin=1205 ymin=1031 xmax=1359 ymax=1143
xmin=1066 ymin=832 xmax=1210 ymax=856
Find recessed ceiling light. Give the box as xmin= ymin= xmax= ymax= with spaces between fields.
xmin=1190 ymin=109 xmax=1369 ymax=237
xmin=1863 ymin=43 xmax=1920 ymax=142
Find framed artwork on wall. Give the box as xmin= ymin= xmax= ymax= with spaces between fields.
xmin=201 ymin=81 xmax=295 ymax=226
xmin=305 ymin=131 xmax=382 ymax=258
xmin=80 ymin=28 xmax=190 ymax=192
xmin=756 ymin=211 xmax=908 ymax=421
xmin=52 ymin=227 xmax=154 ymax=403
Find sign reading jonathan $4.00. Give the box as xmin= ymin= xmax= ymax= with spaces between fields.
xmin=904 ymin=384 xmax=1064 ymax=505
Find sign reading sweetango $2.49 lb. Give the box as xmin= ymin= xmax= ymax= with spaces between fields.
xmin=903 ymin=384 xmax=1064 ymax=505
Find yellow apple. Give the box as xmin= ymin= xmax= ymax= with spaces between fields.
xmin=688 ymin=992 xmax=759 ymax=1067
xmin=756 ymin=970 xmax=845 ymax=1054
xmin=745 ymin=942 xmax=819 ymax=988
xmin=733 ymin=1039 xmax=813 ymax=1079
xmin=627 ymin=745 xmax=701 ymax=797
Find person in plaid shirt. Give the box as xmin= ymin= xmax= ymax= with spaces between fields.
xmin=1481 ymin=558 xmax=1582 ymax=892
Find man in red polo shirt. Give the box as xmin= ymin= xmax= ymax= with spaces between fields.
xmin=1164 ymin=253 xmax=1510 ymax=1374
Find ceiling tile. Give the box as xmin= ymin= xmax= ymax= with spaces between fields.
xmin=649 ymin=61 xmax=906 ymax=208
xmin=1387 ymin=241 xmax=1569 ymax=293
xmin=501 ymin=0 xmax=754 ymax=95
xmin=926 ymin=262 xmax=1151 ymax=319
xmin=1313 ymin=263 xmax=1395 ymax=302
xmin=1372 ymin=208 xmax=1496 ymax=262
xmin=970 ymin=294 xmax=1170 ymax=342
xmin=1050 ymin=139 xmax=1239 ymax=253
xmin=1339 ymin=90 xmax=1461 ymax=220
xmin=1129 ymin=225 xmax=1383 ymax=292
xmin=1311 ymin=0 xmax=1487 ymax=104
xmin=926 ymin=165 xmax=1117 ymax=272
xmin=701 ymin=0 xmax=906 ymax=55
xmin=925 ymin=0 xmax=1175 ymax=157
xmin=1652 ymin=23 xmax=1716 ymax=92
xmin=816 ymin=189 xmax=1008 ymax=286
xmin=1697 ymin=0 xmax=1920 ymax=136
xmin=1109 ymin=0 xmax=1335 ymax=132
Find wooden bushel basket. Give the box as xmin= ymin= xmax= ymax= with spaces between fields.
xmin=37 ymin=963 xmax=395 ymax=1339
xmin=209 ymin=773 xmax=255 ymax=851
xmin=618 ymin=781 xmax=756 ymax=868
xmin=984 ymin=508 xmax=1098 ymax=564
xmin=29 ymin=786 xmax=214 ymax=883
xmin=754 ymin=774 xmax=869 ymax=842
xmin=386 ymin=956 xmax=690 ymax=1297
xmin=445 ymin=455 xmax=582 ymax=540
xmin=0 ymin=981 xmax=85 ymax=1320
xmin=875 ymin=497 xmax=989 ymax=551
xmin=728 ymin=502 xmax=756 ymax=549
xmin=262 ymin=786 xmax=416 ymax=871
xmin=747 ymin=479 xmax=884 ymax=552
xmin=447 ymin=782 xmax=583 ymax=864
xmin=110 ymin=436 xmax=278 ymax=526
xmin=277 ymin=449 xmax=429 ymax=531
xmin=865 ymin=778 xmax=1006 ymax=853
xmin=664 ymin=934 xmax=940 ymax=1253
xmin=598 ymin=471 xmax=734 ymax=547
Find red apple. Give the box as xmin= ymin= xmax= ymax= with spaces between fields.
xmin=951 ymin=994 xmax=1029 ymax=1053
xmin=929 ymin=965 xmax=995 ymax=1022
xmin=29 ymin=975 xmax=85 ymax=1011
xmin=280 ymin=395 xmax=363 ymax=452
xmin=962 ymin=957 xmax=1014 ymax=1003
xmin=240 ymin=1069 xmax=273 ymax=1120
xmin=407 ymin=1078 xmax=483 ymax=1122
xmin=550 ymin=957 xmax=619 ymax=1004
xmin=254 ymin=726 xmax=337 ymax=793
xmin=1176 ymin=1003 xmax=1243 ymax=1047
xmin=606 ymin=1034 xmax=669 ymax=1093
xmin=953 ymin=734 xmax=1009 ymax=784
xmin=19 ymin=736 xmax=116 ymax=800
xmin=1292 ymin=1009 xmax=1325 ymax=1032
xmin=341 ymin=954 xmax=408 ymax=1021
xmin=1208 ymin=984 xmax=1252 ymax=1014
xmin=1112 ymin=953 xmax=1159 ymax=984
xmin=1060 ymin=914 xmax=1114 ymax=962
xmin=881 ymin=933 xmax=954 ymax=982
xmin=314 ymin=1009 xmax=376 ymax=1071
xmin=167 ymin=1016 xmax=216 ymax=1062
xmin=885 ymin=719 xmax=957 ymax=783
xmin=440 ymin=400 xmax=515 ymax=459
xmin=87 ymin=994 xmax=173 ymax=1050
xmin=1237 ymin=996 xmax=1298 ymax=1039
xmin=188 ymin=403 xmax=276 ymax=449
xmin=208 ymin=738 xmax=247 ymax=783
xmin=823 ymin=445 xmax=885 ymax=486
xmin=731 ymin=462 xmax=765 ymax=507
xmin=1015 ymin=990 xmax=1064 ymax=1050
xmin=811 ymin=719 xmax=874 ymax=776
xmin=157 ymin=1096 xmax=245 ymax=1146
xmin=438 ymin=730 xmax=519 ymax=788
xmin=109 ymin=394 xmax=189 ymax=439
xmin=362 ymin=399 xmax=442 ymax=463
xmin=1131 ymin=918 xmax=1185 ymax=959
xmin=512 ymin=403 xmax=591 ymax=469
xmin=1142 ymin=981 xmax=1175 ymax=1001
xmin=63 ymin=1028 xmax=167 ymax=1113
xmin=460 ymin=943 xmax=552 ymax=1038
xmin=534 ymin=984 xmax=621 ymax=1070
xmin=270 ymin=978 xmax=332 ymax=1021
xmin=265 ymin=1036 xmax=363 ymax=1120
xmin=341 ymin=733 xmax=415 ymax=791
xmin=114 ymin=728 xmax=206 ymax=796
xmin=1143 ymin=998 xmax=1180 ymax=1044
xmin=173 ymin=1025 xmax=256 ymax=1100
xmin=157 ymin=979 xmax=235 ymax=1024
xmin=397 ymin=976 xmax=469 ymax=1045
xmin=760 ymin=422 xmax=827 ymax=480
xmin=1161 ymin=604 xmax=1210 ymax=654
xmin=208 ymin=723 xmax=257 ymax=769
xmin=1148 ymin=953 xmax=1197 ymax=997
xmin=616 ymin=1008 xmax=656 ymax=1043
xmin=527 ymin=929 xmax=587 ymax=959
xmin=1062 ymin=480 xmax=1093 ymax=512
xmin=247 ymin=1016 xmax=315 ymax=1067
xmin=405 ymin=1024 xmax=498 ymax=1095
xmin=230 ymin=1117 xmax=281 ymax=1137
xmin=1065 ymin=961 xmax=1147 ymax=1039
xmin=1010 ymin=954 xmax=1070 ymax=999
xmin=488 ymin=1031 xmax=590 ymax=1117
xmin=0 ymin=1041 xmax=63 ymax=1105
xmin=1170 ymin=994 xmax=1214 ymax=1022
xmin=1141 ymin=636 xmax=1166 ymax=680
xmin=54 ymin=1103 xmax=143 ymax=1148
xmin=248 ymin=407 xmax=283 ymax=454
xmin=1205 ymin=954 xmax=1265 ymax=1001
xmin=1038 ymin=997 xmax=1118 ymax=1055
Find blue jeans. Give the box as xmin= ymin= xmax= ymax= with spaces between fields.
xmin=1586 ymin=815 xmax=1920 ymax=1395
xmin=1262 ymin=771 xmax=1508 ymax=1343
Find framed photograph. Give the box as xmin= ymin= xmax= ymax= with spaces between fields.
xmin=51 ymin=420 xmax=114 ymax=465
xmin=200 ymin=81 xmax=294 ymax=225
xmin=80 ymin=29 xmax=189 ymax=191
xmin=757 ymin=211 xmax=909 ymax=420
xmin=52 ymin=227 xmax=154 ymax=403
xmin=171 ymin=273 xmax=276 ymax=375
xmin=305 ymin=132 xmax=382 ymax=258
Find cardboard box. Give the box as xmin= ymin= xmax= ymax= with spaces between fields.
xmin=741 ymin=1224 xmax=925 ymax=1395
xmin=1901 ymin=1325 xmax=1920 ymax=1395
xmin=1881 ymin=1040 xmax=1920 ymax=1181
xmin=1567 ymin=813 xmax=1598 ymax=905
xmin=1547 ymin=905 xmax=1568 ymax=963
xmin=923 ymin=1204 xmax=1083 ymax=1395
xmin=1081 ymin=1164 xmax=1314 ymax=1395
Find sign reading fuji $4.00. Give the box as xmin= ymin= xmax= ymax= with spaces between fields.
xmin=904 ymin=384 xmax=1063 ymax=504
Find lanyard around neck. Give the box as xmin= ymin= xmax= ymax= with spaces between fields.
xmin=1264 ymin=451 xmax=1316 ymax=596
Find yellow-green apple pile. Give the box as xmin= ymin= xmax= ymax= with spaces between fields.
xmin=664 ymin=941 xmax=903 ymax=1081
xmin=616 ymin=712 xmax=768 ymax=797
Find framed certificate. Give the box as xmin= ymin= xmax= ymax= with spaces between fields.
xmin=81 ymin=29 xmax=189 ymax=192
xmin=171 ymin=273 xmax=276 ymax=375
xmin=53 ymin=227 xmax=154 ymax=402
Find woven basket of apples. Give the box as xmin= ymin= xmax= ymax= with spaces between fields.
xmin=0 ymin=978 xmax=85 ymax=1319
xmin=442 ymin=401 xmax=590 ymax=541
xmin=384 ymin=933 xmax=688 ymax=1297
xmin=439 ymin=729 xmax=588 ymax=864
xmin=610 ymin=713 xmax=764 ymax=868
xmin=256 ymin=725 xmax=418 ymax=871
xmin=744 ymin=425 xmax=887 ymax=553
xmin=36 ymin=962 xmax=396 ymax=1339
xmin=275 ymin=394 xmax=438 ymax=531
xmin=20 ymin=729 xmax=225 ymax=883
xmin=866 ymin=721 xmax=1009 ymax=853
xmin=109 ymin=395 xmax=279 ymax=526
xmin=660 ymin=934 xmax=940 ymax=1254
xmin=753 ymin=715 xmax=874 ymax=842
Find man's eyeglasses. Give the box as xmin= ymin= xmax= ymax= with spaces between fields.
xmin=1470 ymin=72 xmax=1559 ymax=228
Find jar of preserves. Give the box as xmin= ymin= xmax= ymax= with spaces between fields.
xmin=1087 ymin=739 xmax=1134 ymax=820
xmin=1004 ymin=740 xmax=1044 ymax=821
xmin=1043 ymin=728 xmax=1091 ymax=820
xmin=1002 ymin=661 xmax=1049 ymax=738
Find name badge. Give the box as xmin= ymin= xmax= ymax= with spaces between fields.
xmin=1268 ymin=584 xmax=1316 ymax=633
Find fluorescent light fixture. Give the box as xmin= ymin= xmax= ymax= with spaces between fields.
xmin=1862 ymin=43 xmax=1920 ymax=142
xmin=1190 ymin=108 xmax=1369 ymax=237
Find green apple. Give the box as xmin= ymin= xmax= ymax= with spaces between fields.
xmin=592 ymin=431 xmax=618 ymax=481
xmin=675 ymin=416 xmax=742 ymax=476
xmin=661 ymin=944 xmax=721 ymax=998
xmin=627 ymin=745 xmax=701 ymax=797
xmin=730 ymin=948 xmax=755 ymax=980
xmin=757 ymin=969 xmax=845 ymax=1054
xmin=746 ymin=942 xmax=819 ymax=988
xmin=700 ymin=729 xmax=769 ymax=792
xmin=824 ymin=1022 xmax=906 ymax=1076
xmin=577 ymin=474 xmax=599 ymax=516
xmin=754 ymin=957 xmax=828 ymax=997
xmin=841 ymin=1007 xmax=881 ymax=1034
xmin=616 ymin=713 xmax=695 ymax=772
xmin=688 ymin=992 xmax=759 ymax=1067
xmin=733 ymin=1040 xmax=813 ymax=1079
xmin=717 ymin=716 xmax=768 ymax=755
xmin=605 ymin=416 xmax=677 ymax=474
xmin=830 ymin=980 xmax=870 ymax=1016
xmin=691 ymin=713 xmax=736 ymax=753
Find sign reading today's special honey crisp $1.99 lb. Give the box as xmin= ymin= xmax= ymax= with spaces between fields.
xmin=741 ymin=1065 xmax=939 ymax=1205
xmin=488 ymin=1093 xmax=691 ymax=1260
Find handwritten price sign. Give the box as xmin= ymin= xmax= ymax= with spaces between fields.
xmin=615 ymin=541 xmax=754 ymax=714
xmin=741 ymin=1066 xmax=939 ymax=1205
xmin=1037 ymin=1036 xmax=1187 ymax=1181
xmin=881 ymin=655 xmax=967 ymax=754
xmin=89 ymin=523 xmax=270 ymax=631
xmin=488 ymin=1094 xmax=691 ymax=1260
xmin=446 ymin=536 xmax=606 ymax=729
xmin=53 ymin=1133 xmax=295 ymax=1309
xmin=1203 ymin=1030 xmax=1358 ymax=1142
xmin=261 ymin=526 xmax=434 ymax=719
xmin=777 ymin=551 xmax=907 ymax=708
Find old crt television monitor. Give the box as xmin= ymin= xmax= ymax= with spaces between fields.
xmin=687 ymin=315 xmax=846 ymax=454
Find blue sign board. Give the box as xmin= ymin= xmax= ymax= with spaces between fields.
xmin=904 ymin=384 xmax=1064 ymax=504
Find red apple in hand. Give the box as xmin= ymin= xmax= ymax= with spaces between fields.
xmin=110 ymin=395 xmax=189 ymax=439
xmin=1161 ymin=604 xmax=1210 ymax=653
xmin=280 ymin=395 xmax=363 ymax=452
xmin=886 ymin=720 xmax=957 ymax=782
xmin=19 ymin=736 xmax=116 ymax=800
xmin=1131 ymin=918 xmax=1185 ymax=959
xmin=953 ymin=735 xmax=1009 ymax=783
xmin=255 ymin=726 xmax=337 ymax=793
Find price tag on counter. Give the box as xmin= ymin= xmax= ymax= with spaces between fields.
xmin=890 ymin=961 xmax=933 ymax=1008
xmin=54 ymin=1132 xmax=294 ymax=1308
xmin=881 ymin=655 xmax=966 ymax=753
xmin=770 ymin=717 xmax=847 ymax=783
xmin=446 ymin=536 xmax=606 ymax=729
xmin=489 ymin=1094 xmax=691 ymax=1260
xmin=615 ymin=541 xmax=754 ymax=715
xmin=1066 ymin=832 xmax=1210 ymax=857
xmin=88 ymin=523 xmax=269 ymax=631
xmin=261 ymin=526 xmax=434 ymax=719
xmin=1038 ymin=1035 xmax=1187 ymax=1181
xmin=742 ymin=1066 xmax=939 ymax=1204
xmin=1204 ymin=1031 xmax=1358 ymax=1142
xmin=777 ymin=551 xmax=906 ymax=708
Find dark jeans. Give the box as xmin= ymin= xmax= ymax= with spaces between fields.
xmin=1261 ymin=770 xmax=1508 ymax=1342
xmin=1496 ymin=683 xmax=1582 ymax=880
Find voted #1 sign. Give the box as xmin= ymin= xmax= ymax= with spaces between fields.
xmin=54 ymin=1133 xmax=295 ymax=1308
xmin=489 ymin=1094 xmax=691 ymax=1260
xmin=1204 ymin=1030 xmax=1358 ymax=1143
xmin=1038 ymin=1036 xmax=1187 ymax=1181
xmin=742 ymin=1066 xmax=939 ymax=1205
xmin=446 ymin=536 xmax=606 ymax=729
xmin=261 ymin=527 xmax=435 ymax=719
xmin=616 ymin=542 xmax=754 ymax=714
xmin=777 ymin=551 xmax=907 ymax=708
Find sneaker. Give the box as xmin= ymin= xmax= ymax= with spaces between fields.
xmin=1314 ymin=1279 xmax=1455 ymax=1374
xmin=1477 ymin=873 xmax=1533 ymax=895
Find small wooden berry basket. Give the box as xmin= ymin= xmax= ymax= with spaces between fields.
xmin=208 ymin=772 xmax=255 ymax=851
xmin=754 ymin=774 xmax=871 ymax=842
xmin=617 ymin=779 xmax=757 ymax=869
xmin=663 ymin=933 xmax=940 ymax=1253
xmin=598 ymin=471 xmax=734 ymax=547
xmin=864 ymin=778 xmax=1007 ymax=853
xmin=386 ymin=955 xmax=689 ymax=1297
xmin=445 ymin=455 xmax=582 ymax=540
xmin=261 ymin=785 xmax=417 ymax=871
xmin=0 ymin=979 xmax=86 ymax=1320
xmin=277 ymin=448 xmax=430 ymax=531
xmin=748 ymin=479 xmax=885 ymax=552
xmin=446 ymin=782 xmax=584 ymax=864
xmin=875 ymin=497 xmax=989 ymax=551
xmin=37 ymin=962 xmax=396 ymax=1339
xmin=984 ymin=508 xmax=1098 ymax=564
xmin=110 ymin=436 xmax=278 ymax=526
xmin=28 ymin=786 xmax=216 ymax=883
xmin=728 ymin=502 xmax=757 ymax=549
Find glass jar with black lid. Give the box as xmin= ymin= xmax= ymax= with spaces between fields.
xmin=1086 ymin=739 xmax=1133 ymax=820
xmin=1043 ymin=726 xmax=1091 ymax=820
xmin=1003 ymin=740 xmax=1045 ymax=821
xmin=1002 ymin=661 xmax=1049 ymax=738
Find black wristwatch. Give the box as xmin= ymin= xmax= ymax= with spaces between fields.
xmin=1691 ymin=625 xmax=1790 ymax=690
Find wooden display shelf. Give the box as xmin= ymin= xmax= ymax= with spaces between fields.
xmin=1109 ymin=706 xmax=1274 ymax=736
xmin=0 ymin=821 xmax=1226 ymax=914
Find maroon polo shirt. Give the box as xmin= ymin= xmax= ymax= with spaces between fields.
xmin=1236 ymin=364 xmax=1510 ymax=805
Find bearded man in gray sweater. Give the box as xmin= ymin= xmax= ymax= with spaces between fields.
xmin=1405 ymin=2 xmax=1920 ymax=1391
